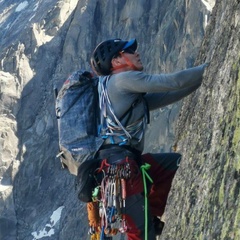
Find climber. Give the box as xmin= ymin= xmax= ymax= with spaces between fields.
xmin=90 ymin=38 xmax=208 ymax=240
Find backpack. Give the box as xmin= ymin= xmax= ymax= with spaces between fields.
xmin=55 ymin=70 xmax=104 ymax=176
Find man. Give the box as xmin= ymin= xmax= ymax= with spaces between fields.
xmin=90 ymin=39 xmax=207 ymax=240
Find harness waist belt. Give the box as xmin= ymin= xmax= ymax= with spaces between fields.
xmin=97 ymin=145 xmax=138 ymax=164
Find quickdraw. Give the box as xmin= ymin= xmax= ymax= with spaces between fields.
xmin=87 ymin=157 xmax=131 ymax=240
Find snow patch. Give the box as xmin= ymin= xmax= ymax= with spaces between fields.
xmin=0 ymin=177 xmax=11 ymax=192
xmin=32 ymin=23 xmax=54 ymax=46
xmin=81 ymin=6 xmax=87 ymax=14
xmin=0 ymin=183 xmax=11 ymax=191
xmin=31 ymin=206 xmax=65 ymax=239
xmin=4 ymin=23 xmax=10 ymax=30
xmin=201 ymin=0 xmax=214 ymax=12
xmin=15 ymin=1 xmax=29 ymax=12
xmin=29 ymin=14 xmax=36 ymax=22
xmin=29 ymin=2 xmax=39 ymax=21
xmin=33 ymin=2 xmax=39 ymax=11
xmin=204 ymin=14 xmax=208 ymax=28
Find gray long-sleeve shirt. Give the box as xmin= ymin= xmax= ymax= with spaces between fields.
xmin=101 ymin=64 xmax=207 ymax=151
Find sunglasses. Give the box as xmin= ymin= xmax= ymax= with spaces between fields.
xmin=121 ymin=47 xmax=136 ymax=54
xmin=112 ymin=47 xmax=136 ymax=59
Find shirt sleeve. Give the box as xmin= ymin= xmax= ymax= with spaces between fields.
xmin=114 ymin=64 xmax=207 ymax=93
xmin=145 ymin=84 xmax=201 ymax=110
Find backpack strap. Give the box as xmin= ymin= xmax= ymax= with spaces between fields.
xmin=119 ymin=93 xmax=149 ymax=125
xmin=99 ymin=76 xmax=132 ymax=139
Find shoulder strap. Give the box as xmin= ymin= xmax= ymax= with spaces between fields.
xmin=99 ymin=76 xmax=132 ymax=139
xmin=119 ymin=94 xmax=149 ymax=125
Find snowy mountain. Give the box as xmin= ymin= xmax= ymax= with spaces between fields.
xmin=1 ymin=0 xmax=240 ymax=240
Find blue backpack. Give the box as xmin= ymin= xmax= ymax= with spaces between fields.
xmin=55 ymin=70 xmax=104 ymax=176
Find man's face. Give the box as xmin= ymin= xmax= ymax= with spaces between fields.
xmin=111 ymin=47 xmax=144 ymax=73
xmin=121 ymin=47 xmax=143 ymax=71
xmin=123 ymin=51 xmax=143 ymax=71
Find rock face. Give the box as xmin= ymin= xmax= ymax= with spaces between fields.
xmin=1 ymin=0 xmax=238 ymax=240
xmin=164 ymin=0 xmax=240 ymax=239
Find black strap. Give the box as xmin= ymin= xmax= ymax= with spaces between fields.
xmin=99 ymin=144 xmax=142 ymax=166
xmin=119 ymin=94 xmax=149 ymax=125
xmin=119 ymin=97 xmax=141 ymax=122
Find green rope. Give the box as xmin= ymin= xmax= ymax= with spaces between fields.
xmin=140 ymin=163 xmax=153 ymax=240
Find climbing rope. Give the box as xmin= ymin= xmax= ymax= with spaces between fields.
xmin=140 ymin=163 xmax=153 ymax=240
